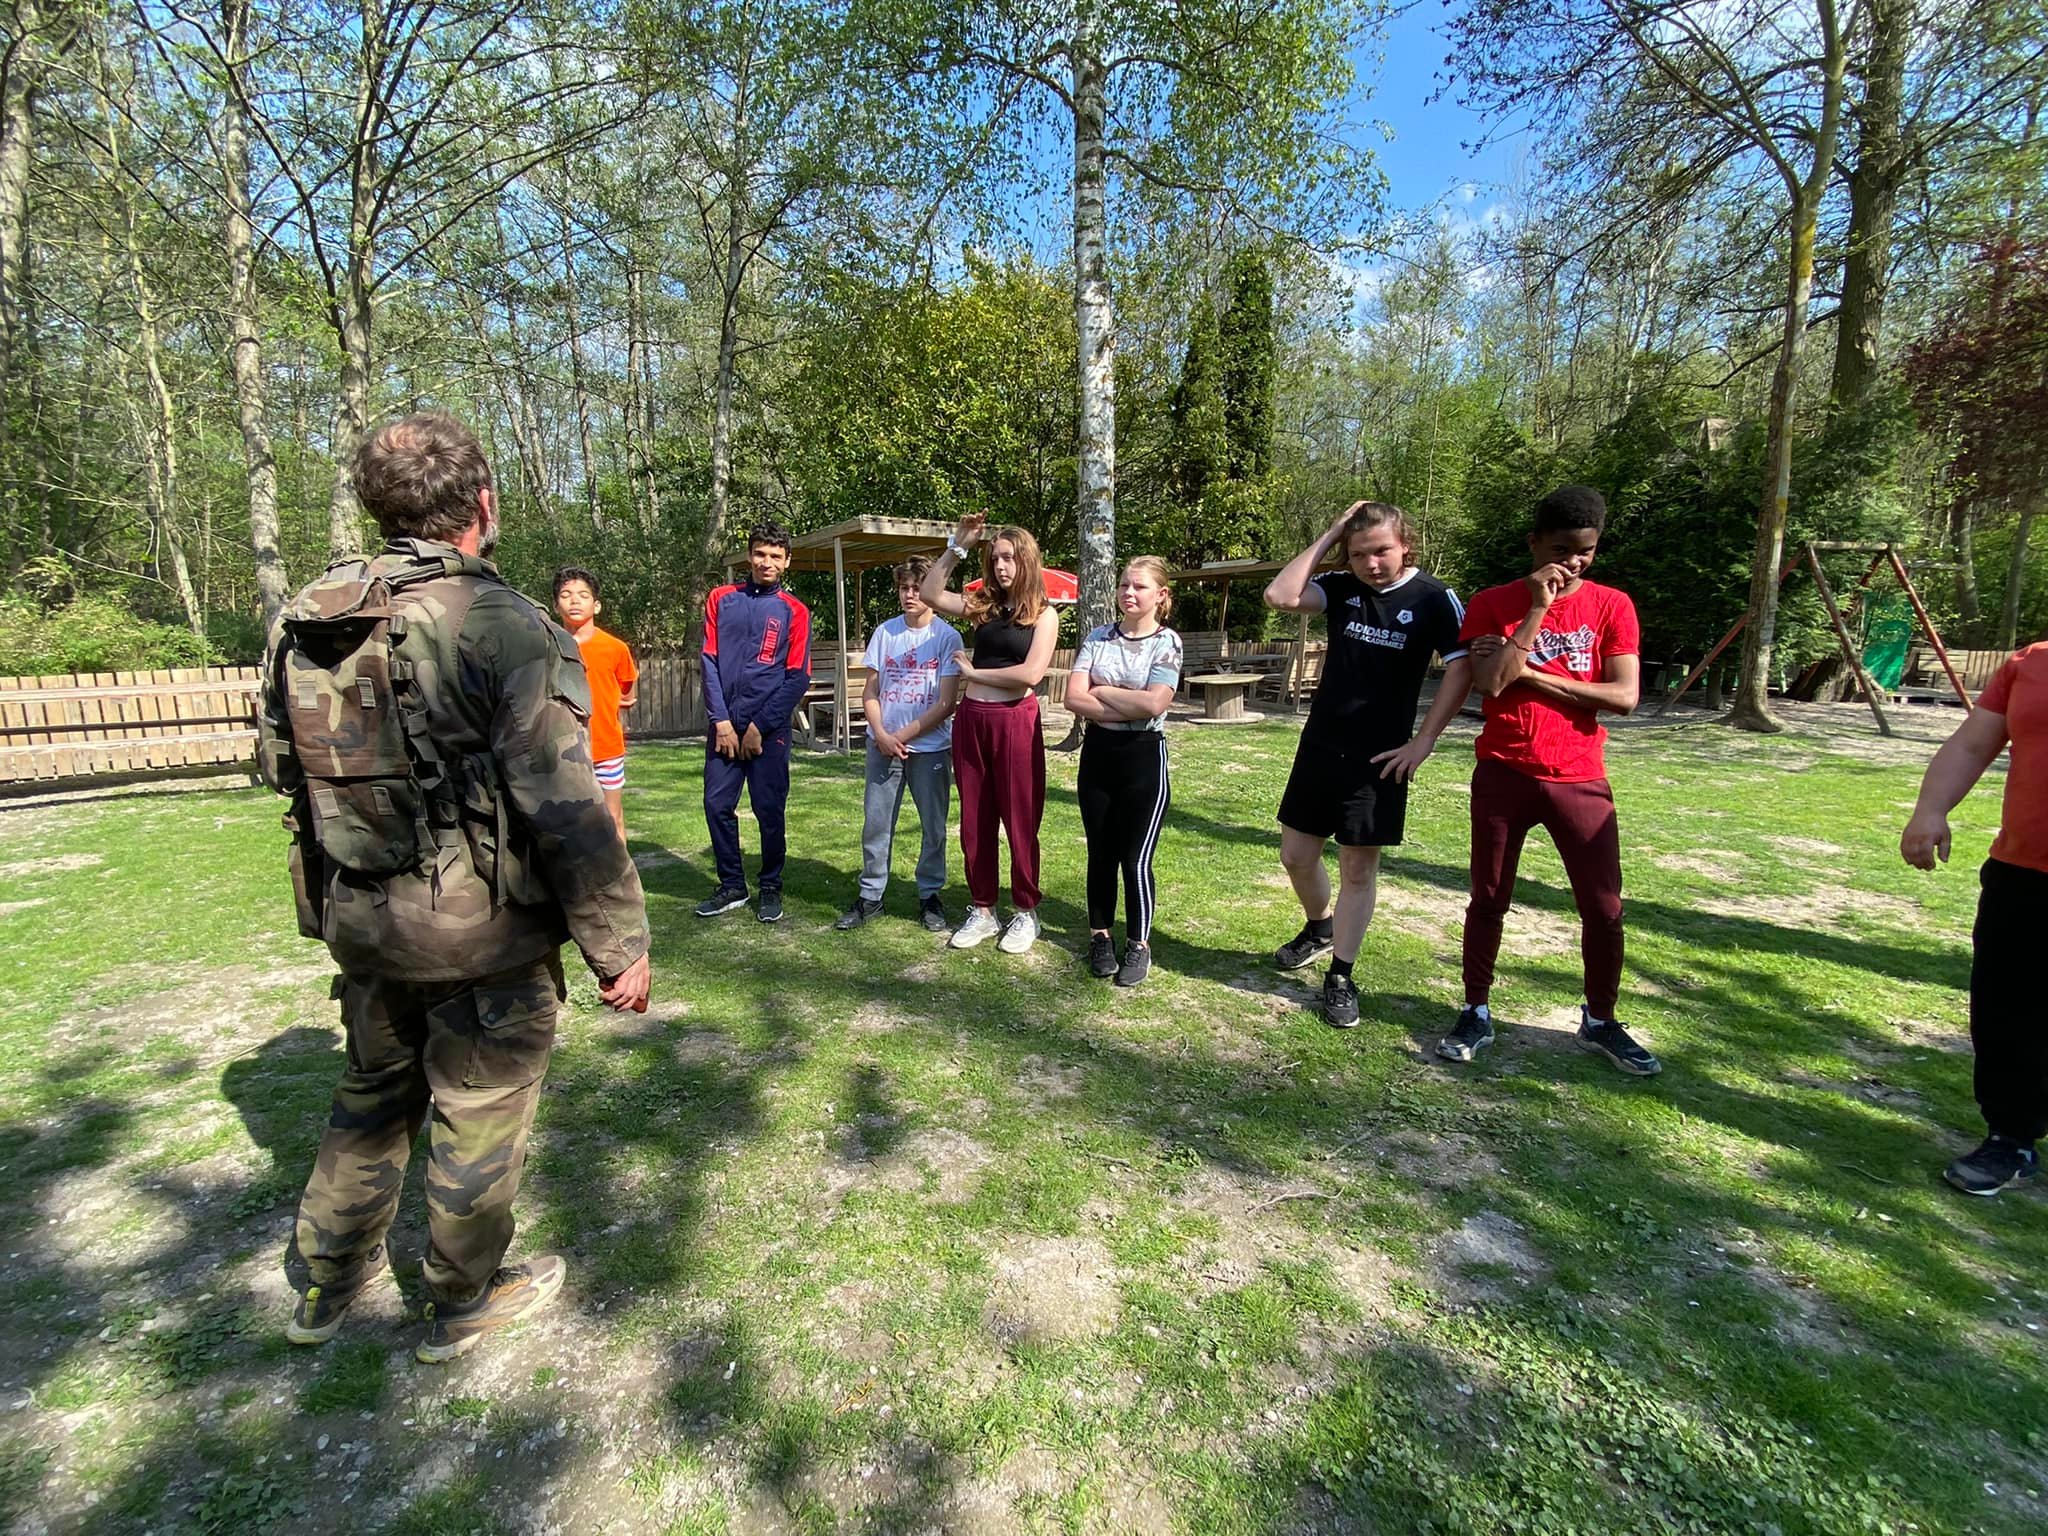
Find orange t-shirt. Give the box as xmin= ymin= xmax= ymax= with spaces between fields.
xmin=1979 ymin=642 xmax=2048 ymax=875
xmin=575 ymin=626 xmax=638 ymax=763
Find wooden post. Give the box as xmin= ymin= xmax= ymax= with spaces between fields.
xmin=1806 ymin=544 xmax=1893 ymax=737
xmin=832 ymin=536 xmax=849 ymax=752
xmin=1885 ymin=548 xmax=1972 ymax=708
xmin=1217 ymin=580 xmax=1231 ymax=641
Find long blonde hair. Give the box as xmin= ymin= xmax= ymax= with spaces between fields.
xmin=1121 ymin=555 xmax=1174 ymax=623
xmin=963 ymin=524 xmax=1048 ymax=627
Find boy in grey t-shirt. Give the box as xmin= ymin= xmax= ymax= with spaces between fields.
xmin=837 ymin=556 xmax=963 ymax=931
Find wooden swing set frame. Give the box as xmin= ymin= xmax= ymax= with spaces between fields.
xmin=1657 ymin=541 xmax=1973 ymax=737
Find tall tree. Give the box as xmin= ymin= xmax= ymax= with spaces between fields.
xmin=1453 ymin=0 xmax=1855 ymax=732
xmin=1218 ymin=250 xmax=1275 ymax=481
xmin=925 ymin=0 xmax=1375 ymax=629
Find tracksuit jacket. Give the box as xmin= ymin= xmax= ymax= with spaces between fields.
xmin=701 ymin=580 xmax=812 ymax=732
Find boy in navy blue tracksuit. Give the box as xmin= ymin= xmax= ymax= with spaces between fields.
xmin=697 ymin=522 xmax=812 ymax=922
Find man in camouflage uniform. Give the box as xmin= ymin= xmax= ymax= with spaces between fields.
xmin=261 ymin=410 xmax=651 ymax=1363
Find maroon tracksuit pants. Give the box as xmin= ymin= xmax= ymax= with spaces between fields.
xmin=1463 ymin=757 xmax=1625 ymax=1018
xmin=952 ymin=694 xmax=1046 ymax=911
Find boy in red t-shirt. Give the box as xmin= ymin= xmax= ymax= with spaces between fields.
xmin=1437 ymin=486 xmax=1656 ymax=1074
xmin=554 ymin=567 xmax=638 ymax=840
xmin=1901 ymin=642 xmax=2048 ymax=1196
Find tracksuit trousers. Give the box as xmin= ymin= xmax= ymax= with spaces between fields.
xmin=704 ymin=728 xmax=791 ymax=893
xmin=1973 ymin=858 xmax=2047 ymax=1144
xmin=952 ymin=694 xmax=1044 ymax=912
xmin=1463 ymin=757 xmax=1626 ymax=1018
xmin=1077 ymin=726 xmax=1170 ymax=942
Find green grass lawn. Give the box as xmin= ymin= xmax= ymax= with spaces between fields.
xmin=0 ymin=702 xmax=2042 ymax=1534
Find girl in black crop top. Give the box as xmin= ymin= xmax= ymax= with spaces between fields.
xmin=914 ymin=511 xmax=1062 ymax=956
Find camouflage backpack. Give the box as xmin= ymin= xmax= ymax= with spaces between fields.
xmin=271 ymin=556 xmax=454 ymax=876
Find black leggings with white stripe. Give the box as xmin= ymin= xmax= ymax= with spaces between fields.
xmin=1078 ymin=725 xmax=1170 ymax=943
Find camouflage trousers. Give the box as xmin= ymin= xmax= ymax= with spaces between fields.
xmin=294 ymin=954 xmax=564 ymax=1306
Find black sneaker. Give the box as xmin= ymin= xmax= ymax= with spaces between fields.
xmin=1944 ymin=1136 xmax=2040 ymax=1197
xmin=694 ymin=885 xmax=747 ymax=918
xmin=1322 ymin=972 xmax=1360 ymax=1029
xmin=1276 ymin=925 xmax=1334 ymax=971
xmin=757 ymin=890 xmax=784 ymax=923
xmin=1437 ymin=1006 xmax=1494 ymax=1063
xmin=1576 ymin=1012 xmax=1661 ymax=1076
xmin=1115 ymin=941 xmax=1151 ymax=988
xmin=1087 ymin=933 xmax=1118 ymax=978
xmin=919 ymin=895 xmax=949 ymax=933
xmin=286 ymin=1246 xmax=386 ymax=1346
xmin=835 ymin=897 xmax=884 ymax=931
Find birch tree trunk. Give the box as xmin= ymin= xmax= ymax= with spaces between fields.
xmin=559 ymin=201 xmax=602 ymax=529
xmin=0 ymin=0 xmax=65 ymax=528
xmin=627 ymin=257 xmax=660 ymax=530
xmin=220 ymin=0 xmax=287 ymax=624
xmin=1730 ymin=16 xmax=1849 ymax=733
xmin=1999 ymin=499 xmax=2039 ymax=654
xmin=706 ymin=213 xmax=745 ymax=561
xmin=1071 ymin=9 xmax=1116 ymax=634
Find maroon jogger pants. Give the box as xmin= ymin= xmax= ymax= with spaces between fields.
xmin=952 ymin=694 xmax=1045 ymax=912
xmin=1462 ymin=757 xmax=1625 ymax=1018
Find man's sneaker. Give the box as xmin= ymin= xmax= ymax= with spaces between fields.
xmin=756 ymin=890 xmax=784 ymax=923
xmin=286 ymin=1250 xmax=385 ymax=1346
xmin=1944 ymin=1136 xmax=2040 ymax=1197
xmin=950 ymin=908 xmax=1002 ymax=949
xmin=1322 ymin=972 xmax=1360 ymax=1029
xmin=997 ymin=909 xmax=1040 ymax=955
xmin=1275 ymin=925 xmax=1334 ymax=971
xmin=694 ymin=886 xmax=747 ymax=918
xmin=1087 ymin=933 xmax=1118 ymax=977
xmin=919 ymin=895 xmax=950 ymax=933
xmin=835 ymin=896 xmax=884 ymax=931
xmin=1576 ymin=1012 xmax=1661 ymax=1076
xmin=1437 ymin=1006 xmax=1495 ymax=1063
xmin=416 ymin=1256 xmax=567 ymax=1364
xmin=1115 ymin=941 xmax=1152 ymax=988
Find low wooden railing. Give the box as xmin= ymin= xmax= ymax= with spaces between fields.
xmin=0 ymin=668 xmax=264 ymax=784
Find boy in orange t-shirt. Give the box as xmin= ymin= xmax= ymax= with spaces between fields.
xmin=1902 ymin=641 xmax=2048 ymax=1196
xmin=554 ymin=567 xmax=638 ymax=839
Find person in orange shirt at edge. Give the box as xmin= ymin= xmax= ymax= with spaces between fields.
xmin=1438 ymin=486 xmax=1659 ymax=1076
xmin=554 ymin=567 xmax=639 ymax=840
xmin=1902 ymin=641 xmax=2048 ymax=1196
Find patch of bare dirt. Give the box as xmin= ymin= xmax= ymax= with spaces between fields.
xmin=1767 ymin=835 xmax=1846 ymax=858
xmin=1652 ymin=849 xmax=1751 ymax=882
xmin=1014 ymin=1054 xmax=1085 ymax=1103
xmin=1430 ymin=1210 xmax=1550 ymax=1302
xmin=983 ymin=1235 xmax=1121 ymax=1347
xmin=869 ymin=1128 xmax=992 ymax=1203
xmin=1379 ymin=877 xmax=1578 ymax=958
xmin=0 ymin=852 xmax=105 ymax=877
xmin=1697 ymin=883 xmax=1924 ymax=933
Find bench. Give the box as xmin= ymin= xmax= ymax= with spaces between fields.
xmin=0 ymin=670 xmax=264 ymax=785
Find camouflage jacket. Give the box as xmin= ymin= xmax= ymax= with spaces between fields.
xmin=260 ymin=538 xmax=649 ymax=983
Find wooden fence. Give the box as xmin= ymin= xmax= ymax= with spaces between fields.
xmin=0 ymin=668 xmax=264 ymax=785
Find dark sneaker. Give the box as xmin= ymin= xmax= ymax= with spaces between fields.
xmin=919 ymin=895 xmax=950 ymax=933
xmin=1944 ymin=1136 xmax=2039 ymax=1197
xmin=1322 ymin=972 xmax=1360 ymax=1029
xmin=1437 ymin=1006 xmax=1495 ymax=1063
xmin=835 ymin=897 xmax=884 ymax=930
xmin=1087 ymin=933 xmax=1118 ymax=978
xmin=694 ymin=886 xmax=747 ymax=918
xmin=286 ymin=1248 xmax=385 ymax=1346
xmin=416 ymin=1256 xmax=567 ymax=1364
xmin=757 ymin=890 xmax=784 ymax=923
xmin=1275 ymin=925 xmax=1334 ymax=971
xmin=1576 ymin=1013 xmax=1661 ymax=1076
xmin=1115 ymin=941 xmax=1151 ymax=988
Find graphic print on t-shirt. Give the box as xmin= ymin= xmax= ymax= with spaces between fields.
xmin=1528 ymin=624 xmax=1599 ymax=672
xmin=1303 ymin=569 xmax=1467 ymax=752
xmin=864 ymin=615 xmax=963 ymax=751
xmin=1457 ymin=578 xmax=1640 ymax=783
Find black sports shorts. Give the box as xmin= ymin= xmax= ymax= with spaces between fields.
xmin=1276 ymin=736 xmax=1408 ymax=847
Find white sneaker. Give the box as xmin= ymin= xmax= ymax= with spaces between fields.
xmin=997 ymin=909 xmax=1040 ymax=955
xmin=950 ymin=907 xmax=1002 ymax=949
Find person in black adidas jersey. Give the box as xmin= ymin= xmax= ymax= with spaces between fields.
xmin=1264 ymin=502 xmax=1474 ymax=1027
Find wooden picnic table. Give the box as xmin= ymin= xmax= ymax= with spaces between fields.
xmin=1186 ymin=671 xmax=1266 ymax=722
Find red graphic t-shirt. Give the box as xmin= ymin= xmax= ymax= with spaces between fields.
xmin=1978 ymin=642 xmax=2048 ymax=875
xmin=1458 ymin=579 xmax=1640 ymax=783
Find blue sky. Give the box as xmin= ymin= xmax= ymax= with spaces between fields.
xmin=1357 ymin=3 xmax=1513 ymax=216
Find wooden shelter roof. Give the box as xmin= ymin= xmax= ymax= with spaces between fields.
xmin=778 ymin=516 xmax=957 ymax=573
xmin=1171 ymin=557 xmax=1293 ymax=584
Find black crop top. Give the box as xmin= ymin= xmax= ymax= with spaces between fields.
xmin=972 ymin=611 xmax=1035 ymax=668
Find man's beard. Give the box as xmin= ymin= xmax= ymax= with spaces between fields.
xmin=478 ymin=513 xmax=500 ymax=558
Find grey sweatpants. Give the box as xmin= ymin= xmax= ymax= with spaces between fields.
xmin=860 ymin=743 xmax=951 ymax=901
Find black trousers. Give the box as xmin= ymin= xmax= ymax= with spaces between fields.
xmin=1973 ymin=858 xmax=2047 ymax=1143
xmin=1077 ymin=727 xmax=1170 ymax=942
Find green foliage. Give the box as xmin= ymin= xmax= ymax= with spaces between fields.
xmin=1218 ymin=251 xmax=1276 ymax=481
xmin=0 ymin=591 xmax=219 ymax=678
xmin=1168 ymin=301 xmax=1229 ymax=508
